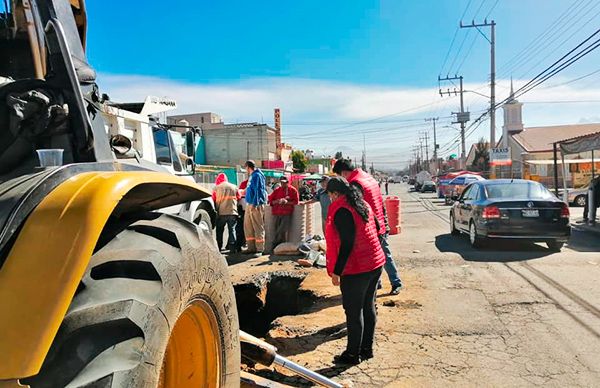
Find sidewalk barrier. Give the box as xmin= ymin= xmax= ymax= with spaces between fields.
xmin=264 ymin=206 xmax=276 ymax=253
xmin=264 ymin=203 xmax=315 ymax=252
xmin=385 ymin=196 xmax=401 ymax=235
xmin=289 ymin=204 xmax=307 ymax=243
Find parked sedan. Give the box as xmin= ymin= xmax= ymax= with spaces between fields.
xmin=567 ymin=186 xmax=588 ymax=207
xmin=420 ymin=181 xmax=436 ymax=193
xmin=449 ymin=179 xmax=570 ymax=251
xmin=444 ymin=174 xmax=485 ymax=204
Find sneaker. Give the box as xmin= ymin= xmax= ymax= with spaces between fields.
xmin=242 ymin=249 xmax=256 ymax=255
xmin=360 ymin=348 xmax=374 ymax=361
xmin=333 ymin=351 xmax=360 ymax=365
xmin=390 ymin=284 xmax=403 ymax=295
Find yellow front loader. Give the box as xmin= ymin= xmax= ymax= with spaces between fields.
xmin=0 ymin=1 xmax=240 ymax=386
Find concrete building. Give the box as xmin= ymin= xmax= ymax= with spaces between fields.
xmin=499 ymin=85 xmax=600 ymax=188
xmin=167 ymin=112 xmax=224 ymax=130
xmin=167 ymin=112 xmax=280 ymax=166
xmin=203 ymin=122 xmax=277 ymax=166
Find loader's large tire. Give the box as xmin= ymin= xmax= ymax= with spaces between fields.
xmin=24 ymin=213 xmax=240 ymax=388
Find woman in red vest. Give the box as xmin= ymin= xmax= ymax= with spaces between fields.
xmin=325 ymin=177 xmax=386 ymax=364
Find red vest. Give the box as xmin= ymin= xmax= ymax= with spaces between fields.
xmin=347 ymin=169 xmax=386 ymax=235
xmin=325 ymin=196 xmax=385 ymax=276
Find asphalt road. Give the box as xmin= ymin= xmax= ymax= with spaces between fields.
xmin=235 ymin=183 xmax=600 ymax=387
xmin=382 ymin=182 xmax=600 ymax=386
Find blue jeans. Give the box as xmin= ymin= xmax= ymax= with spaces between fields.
xmin=379 ymin=233 xmax=402 ymax=287
xmin=216 ymin=215 xmax=237 ymax=250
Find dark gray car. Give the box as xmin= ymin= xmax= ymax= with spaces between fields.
xmin=449 ymin=179 xmax=571 ymax=251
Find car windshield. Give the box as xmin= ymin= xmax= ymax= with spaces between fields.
xmin=485 ymin=182 xmax=555 ymax=199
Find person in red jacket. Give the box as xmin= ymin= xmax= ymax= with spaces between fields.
xmin=325 ymin=177 xmax=386 ymax=365
xmin=333 ymin=158 xmax=403 ymax=295
xmin=268 ymin=176 xmax=299 ymax=248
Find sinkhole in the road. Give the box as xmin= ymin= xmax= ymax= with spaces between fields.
xmin=234 ymin=271 xmax=317 ymax=337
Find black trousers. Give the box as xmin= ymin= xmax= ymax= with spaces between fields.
xmin=340 ymin=266 xmax=383 ymax=355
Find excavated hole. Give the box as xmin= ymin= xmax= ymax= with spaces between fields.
xmin=234 ymin=271 xmax=317 ymax=337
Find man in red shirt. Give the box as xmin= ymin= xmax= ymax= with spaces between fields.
xmin=269 ymin=176 xmax=299 ymax=248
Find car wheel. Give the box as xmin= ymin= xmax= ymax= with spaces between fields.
xmin=450 ymin=212 xmax=460 ymax=235
xmin=574 ymin=195 xmax=587 ymax=207
xmin=469 ymin=220 xmax=485 ymax=249
xmin=547 ymin=240 xmax=564 ymax=251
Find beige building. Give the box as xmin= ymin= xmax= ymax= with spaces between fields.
xmin=498 ymin=86 xmax=600 ymax=188
xmin=167 ymin=112 xmax=278 ymax=166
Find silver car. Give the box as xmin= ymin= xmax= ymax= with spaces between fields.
xmin=567 ymin=187 xmax=588 ymax=207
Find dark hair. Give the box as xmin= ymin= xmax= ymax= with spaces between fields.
xmin=332 ymin=158 xmax=355 ymax=175
xmin=326 ymin=176 xmax=369 ymax=222
xmin=244 ymin=160 xmax=256 ymax=169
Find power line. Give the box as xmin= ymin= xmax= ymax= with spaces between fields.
xmin=497 ymin=0 xmax=588 ymax=74
xmin=500 ymin=0 xmax=599 ymax=78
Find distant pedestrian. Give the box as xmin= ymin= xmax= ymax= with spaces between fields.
xmin=325 ymin=176 xmax=385 ymax=365
xmin=235 ymin=179 xmax=248 ymax=252
xmin=243 ymin=160 xmax=267 ymax=254
xmin=302 ymin=176 xmax=332 ymax=233
xmin=269 ymin=176 xmax=299 ymax=248
xmin=213 ymin=173 xmax=239 ymax=252
xmin=333 ymin=158 xmax=403 ymax=295
xmin=385 ymin=179 xmax=389 ymax=195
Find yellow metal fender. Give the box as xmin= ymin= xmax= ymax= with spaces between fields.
xmin=0 ymin=171 xmax=210 ymax=380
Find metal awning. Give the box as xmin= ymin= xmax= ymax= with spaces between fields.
xmin=527 ymin=158 xmax=597 ymax=165
xmin=557 ymin=130 xmax=600 ymax=154
xmin=552 ymin=130 xmax=600 ymax=197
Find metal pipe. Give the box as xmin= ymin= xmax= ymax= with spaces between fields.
xmin=240 ymin=330 xmax=344 ymax=388
xmin=273 ymin=355 xmax=343 ymax=388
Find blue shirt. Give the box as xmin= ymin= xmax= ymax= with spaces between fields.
xmin=314 ymin=188 xmax=331 ymax=219
xmin=246 ymin=169 xmax=267 ymax=206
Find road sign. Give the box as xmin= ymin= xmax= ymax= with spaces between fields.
xmin=490 ymin=147 xmax=512 ymax=166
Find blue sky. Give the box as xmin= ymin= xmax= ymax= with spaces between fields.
xmin=87 ymin=1 xmax=600 ymax=169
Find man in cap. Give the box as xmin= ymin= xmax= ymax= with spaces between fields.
xmin=243 ymin=160 xmax=267 ymax=254
xmin=269 ymin=176 xmax=299 ymax=248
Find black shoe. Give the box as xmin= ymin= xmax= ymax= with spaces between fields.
xmin=360 ymin=348 xmax=374 ymax=361
xmin=390 ymin=284 xmax=403 ymax=295
xmin=333 ymin=351 xmax=360 ymax=365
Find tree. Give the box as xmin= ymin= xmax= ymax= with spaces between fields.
xmin=291 ymin=150 xmax=308 ymax=172
xmin=334 ymin=151 xmax=343 ymax=159
xmin=471 ymin=138 xmax=490 ymax=174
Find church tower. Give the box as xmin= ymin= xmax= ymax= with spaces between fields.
xmin=502 ymin=79 xmax=524 ymax=147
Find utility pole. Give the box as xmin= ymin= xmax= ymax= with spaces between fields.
xmin=421 ymin=131 xmax=430 ymax=172
xmin=460 ymin=19 xmax=496 ymax=147
xmin=425 ymin=117 xmax=439 ymax=173
xmin=439 ymin=75 xmax=470 ymax=169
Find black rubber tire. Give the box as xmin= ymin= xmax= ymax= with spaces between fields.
xmin=194 ymin=208 xmax=213 ymax=230
xmin=25 ymin=213 xmax=240 ymax=388
xmin=469 ymin=220 xmax=486 ymax=249
xmin=547 ymin=240 xmax=564 ymax=251
xmin=450 ymin=212 xmax=460 ymax=235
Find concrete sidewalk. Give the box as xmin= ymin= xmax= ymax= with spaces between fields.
xmin=571 ymin=218 xmax=600 ymax=235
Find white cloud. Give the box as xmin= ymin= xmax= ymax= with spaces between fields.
xmin=98 ymin=73 xmax=600 ymax=169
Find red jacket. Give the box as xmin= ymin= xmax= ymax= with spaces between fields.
xmin=325 ymin=196 xmax=385 ymax=276
xmin=347 ymin=169 xmax=386 ymax=235
xmin=269 ymin=185 xmax=299 ymax=216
